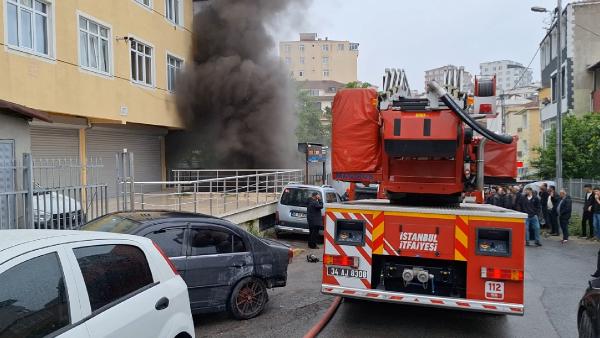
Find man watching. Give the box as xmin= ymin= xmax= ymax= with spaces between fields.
xmin=557 ymin=189 xmax=572 ymax=244
xmin=307 ymin=191 xmax=323 ymax=249
xmin=521 ymin=187 xmax=542 ymax=247
xmin=581 ymin=184 xmax=595 ymax=239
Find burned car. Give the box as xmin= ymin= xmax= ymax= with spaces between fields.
xmin=81 ymin=211 xmax=292 ymax=319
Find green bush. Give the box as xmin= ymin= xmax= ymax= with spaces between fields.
xmin=568 ymin=215 xmax=582 ymax=237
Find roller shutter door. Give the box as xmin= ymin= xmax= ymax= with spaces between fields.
xmin=31 ymin=127 xmax=80 ymax=160
xmin=86 ymin=128 xmax=162 ymax=196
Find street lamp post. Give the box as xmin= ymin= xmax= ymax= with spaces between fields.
xmin=532 ymin=0 xmax=563 ymax=190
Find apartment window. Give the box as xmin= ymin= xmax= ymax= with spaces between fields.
xmin=165 ymin=0 xmax=182 ymax=25
xmin=337 ymin=43 xmax=345 ymax=51
xmin=323 ymin=70 xmax=329 ymax=78
xmin=300 ymin=57 xmax=305 ymax=65
xmin=130 ymin=39 xmax=153 ymax=86
xmin=551 ymin=30 xmax=557 ymax=58
xmin=167 ymin=54 xmax=183 ymax=92
xmin=136 ymin=0 xmax=152 ymax=7
xmin=79 ymin=16 xmax=110 ymax=74
xmin=349 ymin=43 xmax=359 ymax=51
xmin=299 ymin=44 xmax=304 ymax=53
xmin=284 ymin=57 xmax=291 ymax=65
xmin=551 ymin=73 xmax=558 ymax=103
xmin=322 ymin=44 xmax=329 ymax=52
xmin=308 ymin=89 xmax=320 ymax=96
xmin=284 ymin=44 xmax=291 ymax=53
xmin=6 ymin=0 xmax=50 ymax=55
xmin=322 ymin=56 xmax=329 ymax=65
xmin=299 ymin=70 xmax=304 ymax=77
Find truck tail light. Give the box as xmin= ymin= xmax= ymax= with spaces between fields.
xmin=481 ymin=267 xmax=523 ymax=281
xmin=479 ymin=104 xmax=493 ymax=113
xmin=153 ymin=241 xmax=179 ymax=275
xmin=288 ymin=247 xmax=294 ymax=264
xmin=323 ymin=254 xmax=359 ymax=268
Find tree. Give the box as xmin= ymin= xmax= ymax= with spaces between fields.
xmin=295 ymin=90 xmax=327 ymax=144
xmin=345 ymin=81 xmax=374 ymax=88
xmin=531 ymin=113 xmax=600 ymax=179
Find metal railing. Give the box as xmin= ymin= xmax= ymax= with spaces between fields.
xmin=125 ymin=169 xmax=303 ymax=215
xmin=0 ymin=154 xmax=108 ymax=229
xmin=563 ymin=178 xmax=600 ymax=202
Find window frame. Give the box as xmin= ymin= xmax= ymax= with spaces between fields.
xmin=0 ymin=246 xmax=82 ymax=334
xmin=323 ymin=69 xmax=330 ymax=78
xmin=186 ymin=224 xmax=249 ymax=257
xmin=4 ymin=0 xmax=55 ymax=59
xmin=77 ymin=11 xmax=113 ymax=77
xmin=166 ymin=51 xmax=184 ymax=93
xmin=165 ymin=0 xmax=183 ymax=26
xmin=68 ymin=241 xmax=158 ymax=315
xmin=133 ymin=0 xmax=153 ymax=10
xmin=129 ymin=36 xmax=155 ymax=88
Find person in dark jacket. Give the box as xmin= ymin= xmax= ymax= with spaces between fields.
xmin=493 ymin=187 xmax=506 ymax=208
xmin=547 ymin=186 xmax=560 ymax=236
xmin=307 ymin=191 xmax=323 ymax=249
xmin=539 ymin=183 xmax=549 ymax=229
xmin=463 ymin=168 xmax=477 ymax=193
xmin=556 ymin=189 xmax=572 ymax=243
xmin=592 ymin=188 xmax=600 ymax=241
xmin=581 ymin=184 xmax=595 ymax=239
xmin=513 ymin=186 xmax=523 ymax=212
xmin=521 ymin=187 xmax=542 ymax=246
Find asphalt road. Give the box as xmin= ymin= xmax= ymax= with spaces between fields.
xmin=195 ymin=233 xmax=598 ymax=338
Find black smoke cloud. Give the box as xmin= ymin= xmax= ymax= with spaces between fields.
xmin=172 ymin=0 xmax=308 ymax=169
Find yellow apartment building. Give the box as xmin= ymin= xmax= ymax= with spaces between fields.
xmin=280 ymin=33 xmax=359 ymax=84
xmin=0 ymin=0 xmax=194 ymax=189
xmin=505 ymin=101 xmax=542 ymax=179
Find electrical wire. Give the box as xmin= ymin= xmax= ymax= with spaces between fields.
xmin=508 ymin=44 xmax=541 ymax=92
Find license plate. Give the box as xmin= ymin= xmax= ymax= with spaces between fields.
xmin=327 ymin=266 xmax=367 ymax=279
xmin=291 ymin=211 xmax=306 ymax=218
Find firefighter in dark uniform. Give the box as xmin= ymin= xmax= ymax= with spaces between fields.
xmin=307 ymin=192 xmax=323 ymax=249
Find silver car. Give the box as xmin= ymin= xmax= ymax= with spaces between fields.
xmin=275 ymin=184 xmax=342 ymax=235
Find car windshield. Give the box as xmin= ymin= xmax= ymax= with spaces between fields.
xmin=81 ymin=215 xmax=141 ymax=233
xmin=280 ymin=188 xmax=320 ymax=207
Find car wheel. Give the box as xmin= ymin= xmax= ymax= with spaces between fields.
xmin=229 ymin=277 xmax=268 ymax=320
xmin=579 ymin=308 xmax=595 ymax=338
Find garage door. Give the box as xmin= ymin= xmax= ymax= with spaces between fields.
xmin=31 ymin=127 xmax=80 ymax=160
xmin=87 ymin=128 xmax=162 ymax=197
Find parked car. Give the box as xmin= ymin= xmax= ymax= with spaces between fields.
xmin=81 ymin=211 xmax=292 ymax=319
xmin=578 ymin=278 xmax=600 ymax=338
xmin=275 ymin=184 xmax=342 ymax=236
xmin=32 ymin=189 xmax=84 ymax=228
xmin=524 ymin=180 xmax=556 ymax=194
xmin=0 ymin=230 xmax=195 ymax=338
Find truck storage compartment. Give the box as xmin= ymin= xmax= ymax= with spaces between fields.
xmin=372 ymin=256 xmax=467 ymax=298
xmin=480 ymin=137 xmax=518 ymax=181
xmin=332 ymin=89 xmax=381 ymax=178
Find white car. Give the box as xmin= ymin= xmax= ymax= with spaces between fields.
xmin=0 ymin=230 xmax=195 ymax=338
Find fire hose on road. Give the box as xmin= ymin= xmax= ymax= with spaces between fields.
xmin=303 ymin=296 xmax=343 ymax=338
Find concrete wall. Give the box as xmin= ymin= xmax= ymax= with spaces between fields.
xmin=0 ymin=114 xmax=31 ymax=162
xmin=0 ymin=0 xmax=193 ymax=128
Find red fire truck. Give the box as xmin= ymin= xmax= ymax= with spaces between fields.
xmin=322 ymin=70 xmax=525 ymax=315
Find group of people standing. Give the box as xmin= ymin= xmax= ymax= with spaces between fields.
xmin=485 ymin=183 xmax=579 ymax=245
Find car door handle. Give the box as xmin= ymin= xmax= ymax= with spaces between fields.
xmin=155 ymin=297 xmax=170 ymax=311
xmin=231 ymin=262 xmax=246 ymax=268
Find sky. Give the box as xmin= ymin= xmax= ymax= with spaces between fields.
xmin=274 ymin=0 xmax=560 ymax=91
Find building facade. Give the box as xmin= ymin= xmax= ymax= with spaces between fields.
xmin=280 ymin=33 xmax=359 ymax=84
xmin=424 ymin=65 xmax=473 ymax=93
xmin=504 ymin=100 xmax=542 ymax=179
xmin=297 ymin=80 xmax=345 ymax=125
xmin=538 ymin=1 xmax=600 ymax=142
xmin=0 ymin=0 xmax=194 ymax=189
xmin=480 ymin=60 xmax=533 ymax=92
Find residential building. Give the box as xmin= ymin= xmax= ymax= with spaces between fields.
xmin=0 ymin=0 xmax=194 ymax=192
xmin=538 ymin=1 xmax=600 ymax=142
xmin=280 ymin=33 xmax=359 ymax=84
xmin=424 ymin=65 xmax=473 ymax=93
xmin=480 ymin=60 xmax=533 ymax=92
xmin=297 ymin=80 xmax=345 ymax=125
xmin=504 ymin=100 xmax=542 ymax=179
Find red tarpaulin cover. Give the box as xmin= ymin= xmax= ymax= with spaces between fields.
xmin=484 ymin=137 xmax=518 ymax=178
xmin=332 ymin=89 xmax=381 ymax=174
